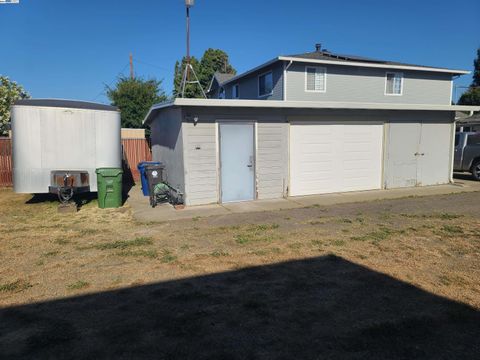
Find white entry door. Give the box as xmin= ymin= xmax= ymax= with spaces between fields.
xmin=289 ymin=121 xmax=384 ymax=196
xmin=220 ymin=123 xmax=255 ymax=203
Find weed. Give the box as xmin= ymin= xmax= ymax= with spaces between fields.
xmin=341 ymin=229 xmax=350 ymax=233
xmin=42 ymin=250 xmax=60 ymax=257
xmin=160 ymin=250 xmax=177 ymax=263
xmin=355 ymin=217 xmax=365 ymax=224
xmin=311 ymin=239 xmax=323 ymax=247
xmin=78 ymin=228 xmax=98 ymax=236
xmin=287 ymin=243 xmax=302 ymax=249
xmin=339 ymin=218 xmax=353 ymax=224
xmin=192 ymin=216 xmax=201 ymax=222
xmin=439 ymin=213 xmax=463 ymax=220
xmin=0 ymin=280 xmax=32 ymax=293
xmin=351 ymin=227 xmax=396 ymax=243
xmin=67 ymin=280 xmax=90 ymax=290
xmin=438 ymin=275 xmax=451 ymax=286
xmin=93 ymin=237 xmax=153 ymax=250
xmin=54 ymin=238 xmax=71 ymax=245
xmin=210 ymin=250 xmax=229 ymax=257
xmin=118 ymin=249 xmax=158 ymax=259
xmin=439 ymin=225 xmax=464 ymax=235
xmin=284 ymin=217 xmax=291 ymax=220
xmin=309 ymin=220 xmax=325 ymax=225
xmin=180 ymin=244 xmax=191 ymax=250
xmin=332 ymin=239 xmax=346 ymax=247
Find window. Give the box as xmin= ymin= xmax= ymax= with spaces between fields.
xmin=233 ymin=84 xmax=239 ymax=99
xmin=305 ymin=66 xmax=326 ymax=92
xmin=258 ymin=72 xmax=273 ymax=97
xmin=467 ymin=134 xmax=480 ymax=145
xmin=219 ymin=87 xmax=225 ymax=99
xmin=385 ymin=72 xmax=403 ymax=95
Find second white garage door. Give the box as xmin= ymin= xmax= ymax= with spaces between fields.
xmin=289 ymin=121 xmax=384 ymax=196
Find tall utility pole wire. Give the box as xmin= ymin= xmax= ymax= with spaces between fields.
xmin=129 ymin=53 xmax=134 ymax=79
xmin=180 ymin=0 xmax=206 ymax=98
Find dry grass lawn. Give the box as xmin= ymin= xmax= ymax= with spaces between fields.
xmin=0 ymin=187 xmax=479 ymax=358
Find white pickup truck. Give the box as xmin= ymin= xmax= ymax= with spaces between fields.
xmin=454 ymin=132 xmax=480 ymax=180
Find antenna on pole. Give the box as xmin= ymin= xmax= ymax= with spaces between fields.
xmin=180 ymin=0 xmax=206 ymax=98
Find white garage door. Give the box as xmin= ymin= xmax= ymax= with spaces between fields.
xmin=289 ymin=121 xmax=384 ymax=196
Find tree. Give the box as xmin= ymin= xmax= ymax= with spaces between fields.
xmin=199 ymin=48 xmax=236 ymax=91
xmin=458 ymin=47 xmax=480 ymax=106
xmin=473 ymin=47 xmax=480 ymax=87
xmin=173 ymin=49 xmax=236 ymax=98
xmin=458 ymin=87 xmax=480 ymax=106
xmin=106 ymin=76 xmax=167 ymax=129
xmin=0 ymin=76 xmax=29 ymax=136
xmin=173 ymin=56 xmax=203 ymax=98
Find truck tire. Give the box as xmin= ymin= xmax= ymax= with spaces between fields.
xmin=472 ymin=159 xmax=480 ymax=181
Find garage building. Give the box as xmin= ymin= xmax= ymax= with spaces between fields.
xmin=144 ymin=98 xmax=479 ymax=206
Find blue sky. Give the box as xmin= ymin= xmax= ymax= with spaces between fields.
xmin=1 ymin=0 xmax=479 ymax=103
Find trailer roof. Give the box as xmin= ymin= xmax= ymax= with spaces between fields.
xmin=13 ymin=99 xmax=118 ymax=112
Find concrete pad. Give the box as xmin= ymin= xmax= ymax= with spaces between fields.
xmin=222 ymin=198 xmax=300 ymax=213
xmin=128 ymin=177 xmax=480 ymax=223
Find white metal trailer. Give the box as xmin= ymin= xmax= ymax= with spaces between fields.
xmin=11 ymin=99 xmax=121 ymax=196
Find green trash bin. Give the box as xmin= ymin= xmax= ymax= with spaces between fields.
xmin=96 ymin=168 xmax=123 ymax=208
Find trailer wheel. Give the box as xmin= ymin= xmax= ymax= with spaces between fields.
xmin=472 ymin=159 xmax=480 ymax=181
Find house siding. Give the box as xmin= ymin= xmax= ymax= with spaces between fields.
xmin=150 ymin=107 xmax=185 ymax=194
xmin=182 ymin=121 xmax=218 ymax=206
xmin=256 ymin=122 xmax=288 ymax=199
xmin=223 ymin=63 xmax=284 ymax=100
xmin=286 ymin=62 xmax=452 ymax=104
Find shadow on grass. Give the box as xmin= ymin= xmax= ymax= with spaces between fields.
xmin=0 ymin=255 xmax=479 ymax=359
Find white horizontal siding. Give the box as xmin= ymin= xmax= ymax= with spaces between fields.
xmin=256 ymin=123 xmax=288 ymax=199
xmin=183 ymin=122 xmax=218 ymax=206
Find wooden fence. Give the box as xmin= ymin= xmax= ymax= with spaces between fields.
xmin=122 ymin=138 xmax=152 ymax=182
xmin=0 ymin=138 xmax=12 ymax=187
xmin=0 ymin=138 xmax=152 ymax=187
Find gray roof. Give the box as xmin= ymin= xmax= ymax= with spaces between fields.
xmin=286 ymin=50 xmax=457 ymax=72
xmin=214 ymin=72 xmax=235 ymax=84
xmin=13 ymin=99 xmax=118 ymax=111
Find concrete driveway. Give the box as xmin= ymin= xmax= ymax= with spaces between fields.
xmin=128 ymin=174 xmax=480 ymax=223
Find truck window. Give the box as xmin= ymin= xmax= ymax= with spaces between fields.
xmin=467 ymin=134 xmax=480 ymax=145
xmin=455 ymin=134 xmax=459 ymax=146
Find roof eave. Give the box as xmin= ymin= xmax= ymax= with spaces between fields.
xmin=278 ymin=56 xmax=470 ymax=75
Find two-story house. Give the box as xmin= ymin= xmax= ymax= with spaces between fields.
xmin=144 ymin=46 xmax=480 ymax=206
xmin=209 ymin=44 xmax=457 ymax=104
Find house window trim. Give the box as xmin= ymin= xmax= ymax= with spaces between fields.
xmin=258 ymin=71 xmax=274 ymax=98
xmin=384 ymin=72 xmax=404 ymax=96
xmin=233 ymin=83 xmax=240 ymax=99
xmin=304 ymin=66 xmax=327 ymax=93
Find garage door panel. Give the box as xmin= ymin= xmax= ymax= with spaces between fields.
xmin=290 ymin=122 xmax=383 ymax=196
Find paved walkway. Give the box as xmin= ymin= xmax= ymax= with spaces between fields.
xmin=128 ymin=175 xmax=480 ymax=223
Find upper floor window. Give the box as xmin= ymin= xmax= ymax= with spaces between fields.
xmin=385 ymin=72 xmax=403 ymax=95
xmin=233 ymin=84 xmax=239 ymax=99
xmin=219 ymin=87 xmax=225 ymax=99
xmin=305 ymin=66 xmax=326 ymax=92
xmin=258 ymin=71 xmax=273 ymax=97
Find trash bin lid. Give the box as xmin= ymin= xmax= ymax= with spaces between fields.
xmin=96 ymin=168 xmax=123 ymax=177
xmin=137 ymin=161 xmax=162 ymax=171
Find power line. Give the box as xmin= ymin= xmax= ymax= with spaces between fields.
xmin=135 ymin=58 xmax=170 ymax=72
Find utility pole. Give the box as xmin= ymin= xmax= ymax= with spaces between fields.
xmin=129 ymin=53 xmax=134 ymax=80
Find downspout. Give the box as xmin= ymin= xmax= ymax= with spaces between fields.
xmin=283 ymin=60 xmax=293 ymax=101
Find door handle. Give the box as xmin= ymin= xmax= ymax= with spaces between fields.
xmin=247 ymin=164 xmax=253 ymax=168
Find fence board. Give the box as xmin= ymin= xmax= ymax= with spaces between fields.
xmin=0 ymin=138 xmax=12 ymax=187
xmin=122 ymin=138 xmax=152 ymax=182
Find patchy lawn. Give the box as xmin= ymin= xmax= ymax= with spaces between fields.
xmin=0 ymin=188 xmax=479 ymax=358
